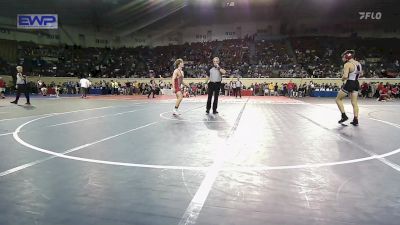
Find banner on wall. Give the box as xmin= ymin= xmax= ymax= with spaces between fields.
xmin=17 ymin=14 xmax=58 ymax=29
xmin=365 ymin=57 xmax=382 ymax=63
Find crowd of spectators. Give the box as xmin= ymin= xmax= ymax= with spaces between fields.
xmin=0 ymin=36 xmax=399 ymax=80
xmin=1 ymin=73 xmax=399 ymax=102
xmin=359 ymin=81 xmax=400 ymax=101
xmin=291 ymin=36 xmax=400 ymax=78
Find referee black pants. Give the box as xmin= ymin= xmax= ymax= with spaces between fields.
xmin=14 ymin=84 xmax=30 ymax=103
xmin=235 ymin=87 xmax=241 ymax=98
xmin=206 ymin=82 xmax=221 ymax=112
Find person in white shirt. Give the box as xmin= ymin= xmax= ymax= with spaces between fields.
xmin=231 ymin=81 xmax=236 ymax=97
xmin=37 ymin=80 xmax=43 ymax=94
xmin=40 ymin=82 xmax=48 ymax=96
xmin=235 ymin=77 xmax=242 ymax=98
xmin=10 ymin=66 xmax=30 ymax=105
xmin=224 ymin=83 xmax=229 ymax=96
xmin=55 ymin=84 xmax=60 ymax=98
xmin=79 ymin=77 xmax=91 ymax=98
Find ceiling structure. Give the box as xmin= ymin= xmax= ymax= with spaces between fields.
xmin=0 ymin=0 xmax=398 ymax=37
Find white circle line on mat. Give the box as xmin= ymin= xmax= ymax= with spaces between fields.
xmin=11 ymin=113 xmax=400 ymax=171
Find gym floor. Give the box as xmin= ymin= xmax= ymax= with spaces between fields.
xmin=0 ymin=95 xmax=399 ymax=225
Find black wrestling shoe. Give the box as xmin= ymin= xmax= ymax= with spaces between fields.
xmin=25 ymin=102 xmax=31 ymax=105
xmin=213 ymin=111 xmax=219 ymax=114
xmin=10 ymin=101 xmax=17 ymax=104
xmin=206 ymin=110 xmax=210 ymax=114
xmin=350 ymin=118 xmax=359 ymax=126
xmin=338 ymin=114 xmax=348 ymax=124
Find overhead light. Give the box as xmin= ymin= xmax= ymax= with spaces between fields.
xmin=223 ymin=1 xmax=235 ymax=7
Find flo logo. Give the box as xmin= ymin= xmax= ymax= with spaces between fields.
xmin=359 ymin=12 xmax=382 ymax=20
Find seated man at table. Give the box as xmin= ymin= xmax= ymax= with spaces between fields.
xmin=269 ymin=82 xmax=274 ymax=96
xmin=391 ymin=85 xmax=399 ymax=98
xmin=263 ymin=84 xmax=269 ymax=96
xmin=40 ymin=82 xmax=48 ymax=96
xmin=377 ymin=85 xmax=390 ymax=102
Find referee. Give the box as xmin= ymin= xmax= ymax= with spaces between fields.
xmin=205 ymin=57 xmax=226 ymax=114
xmin=10 ymin=66 xmax=30 ymax=105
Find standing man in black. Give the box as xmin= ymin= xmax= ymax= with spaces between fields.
xmin=205 ymin=57 xmax=226 ymax=114
xmin=147 ymin=79 xmax=156 ymax=98
xmin=10 ymin=66 xmax=30 ymax=105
